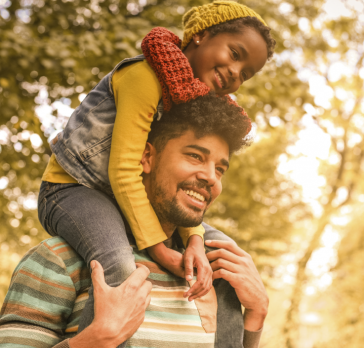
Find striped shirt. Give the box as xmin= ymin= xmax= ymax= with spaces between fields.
xmin=0 ymin=237 xmax=262 ymax=348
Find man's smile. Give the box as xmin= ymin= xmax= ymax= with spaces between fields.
xmin=180 ymin=189 xmax=207 ymax=211
xmin=184 ymin=189 xmax=205 ymax=202
xmin=177 ymin=182 xmax=212 ymax=212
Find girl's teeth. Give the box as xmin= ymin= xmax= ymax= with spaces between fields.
xmin=217 ymin=72 xmax=223 ymax=87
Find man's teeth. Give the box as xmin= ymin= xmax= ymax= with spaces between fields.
xmin=184 ymin=190 xmax=205 ymax=202
xmin=216 ymin=72 xmax=224 ymax=87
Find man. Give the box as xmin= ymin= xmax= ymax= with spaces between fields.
xmin=0 ymin=94 xmax=268 ymax=348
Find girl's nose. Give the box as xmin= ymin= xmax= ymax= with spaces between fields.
xmin=228 ymin=64 xmax=242 ymax=91
xmin=228 ymin=64 xmax=239 ymax=81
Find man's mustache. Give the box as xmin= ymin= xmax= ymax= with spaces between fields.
xmin=177 ymin=180 xmax=212 ymax=204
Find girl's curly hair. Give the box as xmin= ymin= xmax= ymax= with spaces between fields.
xmin=207 ymin=17 xmax=276 ymax=60
xmin=148 ymin=93 xmax=250 ymax=155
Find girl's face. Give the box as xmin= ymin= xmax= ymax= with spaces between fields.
xmin=184 ymin=28 xmax=268 ymax=95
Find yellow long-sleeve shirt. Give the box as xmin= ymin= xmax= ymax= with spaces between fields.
xmin=42 ymin=60 xmax=204 ymax=249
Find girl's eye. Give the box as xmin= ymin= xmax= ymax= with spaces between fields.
xmin=241 ymin=71 xmax=248 ymax=81
xmin=231 ymin=49 xmax=239 ymax=60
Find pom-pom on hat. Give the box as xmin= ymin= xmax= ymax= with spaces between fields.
xmin=182 ymin=0 xmax=267 ymax=50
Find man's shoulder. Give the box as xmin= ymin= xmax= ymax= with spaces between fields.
xmin=0 ymin=237 xmax=89 ymax=342
xmin=15 ymin=237 xmax=90 ymax=290
xmin=36 ymin=237 xmax=85 ymax=265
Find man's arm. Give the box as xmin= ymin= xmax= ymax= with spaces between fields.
xmin=206 ymin=239 xmax=269 ymax=348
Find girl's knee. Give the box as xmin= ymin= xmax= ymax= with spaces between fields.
xmin=101 ymin=249 xmax=137 ymax=285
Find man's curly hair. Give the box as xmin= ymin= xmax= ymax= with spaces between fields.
xmin=207 ymin=17 xmax=276 ymax=60
xmin=148 ymin=93 xmax=250 ymax=155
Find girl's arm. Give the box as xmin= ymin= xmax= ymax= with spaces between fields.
xmin=109 ymin=60 xmax=166 ymax=249
xmin=109 ymin=60 xmax=204 ymax=250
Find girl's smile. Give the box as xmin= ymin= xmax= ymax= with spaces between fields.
xmin=215 ymin=68 xmax=226 ymax=89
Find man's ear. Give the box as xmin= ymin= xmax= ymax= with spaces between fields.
xmin=140 ymin=142 xmax=156 ymax=174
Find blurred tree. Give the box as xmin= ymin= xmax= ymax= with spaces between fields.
xmin=313 ymin=209 xmax=364 ymax=348
xmin=280 ymin=2 xmax=364 ymax=347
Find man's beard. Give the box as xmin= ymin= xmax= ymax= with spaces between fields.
xmin=150 ymin=174 xmax=211 ymax=228
xmin=155 ymin=193 xmax=204 ymax=227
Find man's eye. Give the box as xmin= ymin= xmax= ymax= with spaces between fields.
xmin=216 ymin=167 xmax=225 ymax=175
xmin=189 ymin=153 xmax=202 ymax=161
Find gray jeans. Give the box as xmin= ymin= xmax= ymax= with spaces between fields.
xmin=38 ymin=181 xmax=245 ymax=348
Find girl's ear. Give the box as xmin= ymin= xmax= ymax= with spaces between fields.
xmin=141 ymin=142 xmax=156 ymax=174
xmin=193 ymin=30 xmax=208 ymax=45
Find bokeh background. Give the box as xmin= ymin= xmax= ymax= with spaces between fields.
xmin=0 ymin=0 xmax=363 ymax=347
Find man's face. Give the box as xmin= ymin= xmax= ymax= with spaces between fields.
xmin=146 ymin=130 xmax=229 ymax=228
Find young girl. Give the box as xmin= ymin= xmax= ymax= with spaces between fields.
xmin=38 ymin=0 xmax=275 ymax=345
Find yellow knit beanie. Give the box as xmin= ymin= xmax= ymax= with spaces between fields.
xmin=182 ymin=1 xmax=267 ymax=50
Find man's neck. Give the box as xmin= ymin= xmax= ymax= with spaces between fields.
xmin=160 ymin=221 xmax=177 ymax=239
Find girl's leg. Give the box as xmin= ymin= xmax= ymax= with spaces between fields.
xmin=38 ymin=182 xmax=136 ymax=348
xmin=202 ymin=222 xmax=245 ymax=348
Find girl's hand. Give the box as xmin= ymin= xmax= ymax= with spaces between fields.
xmin=183 ymin=235 xmax=213 ymax=301
xmin=205 ymin=240 xmax=269 ymax=331
xmin=147 ymin=242 xmax=185 ymax=278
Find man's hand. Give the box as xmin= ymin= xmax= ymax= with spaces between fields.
xmin=147 ymin=242 xmax=185 ymax=278
xmin=205 ymin=240 xmax=269 ymax=331
xmin=183 ymin=235 xmax=213 ymax=301
xmin=69 ymin=261 xmax=152 ymax=348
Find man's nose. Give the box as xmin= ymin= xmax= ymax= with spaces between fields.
xmin=197 ymin=163 xmax=217 ymax=187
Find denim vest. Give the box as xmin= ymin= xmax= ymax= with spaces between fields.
xmin=50 ymin=55 xmax=163 ymax=196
